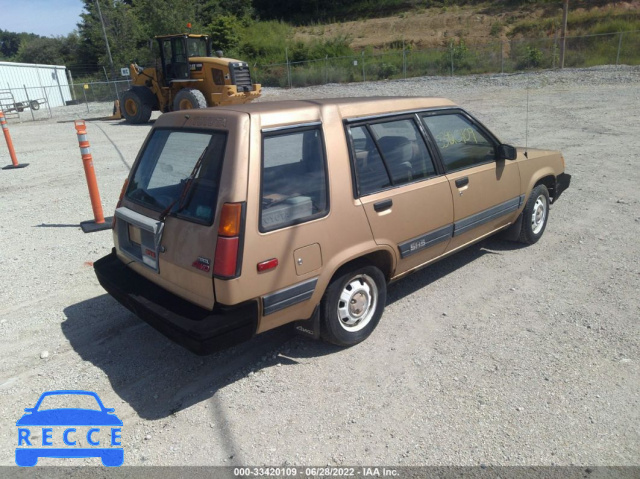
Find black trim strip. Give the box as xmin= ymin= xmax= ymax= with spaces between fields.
xmin=454 ymin=195 xmax=525 ymax=237
xmin=262 ymin=277 xmax=318 ymax=316
xmin=398 ymin=224 xmax=454 ymax=259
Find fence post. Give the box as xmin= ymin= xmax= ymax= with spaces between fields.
xmin=41 ymin=85 xmax=52 ymax=118
xmin=500 ymin=41 xmax=504 ymax=74
xmin=450 ymin=42 xmax=454 ymax=76
xmin=362 ymin=51 xmax=366 ymax=82
xmin=559 ymin=0 xmax=568 ymax=68
xmin=325 ymin=55 xmax=328 ymax=84
xmin=82 ymin=84 xmax=90 ymax=113
xmin=23 ymin=86 xmax=36 ymax=121
xmin=285 ymin=47 xmax=292 ymax=89
xmin=54 ymin=70 xmax=65 ymax=107
xmin=403 ymin=40 xmax=407 ymax=79
xmin=67 ymin=69 xmax=76 ymax=101
xmin=616 ymin=32 xmax=623 ymax=65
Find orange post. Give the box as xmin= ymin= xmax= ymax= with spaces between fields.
xmin=1 ymin=110 xmax=29 ymax=170
xmin=75 ymin=120 xmax=112 ymax=232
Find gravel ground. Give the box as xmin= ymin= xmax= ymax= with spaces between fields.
xmin=0 ymin=65 xmax=638 ymax=469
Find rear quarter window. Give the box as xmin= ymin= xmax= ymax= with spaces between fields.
xmin=260 ymin=127 xmax=329 ymax=232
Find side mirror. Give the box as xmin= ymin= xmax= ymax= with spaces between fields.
xmin=498 ymin=144 xmax=517 ymax=161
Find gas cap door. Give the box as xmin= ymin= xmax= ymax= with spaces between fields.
xmin=293 ymin=243 xmax=322 ymax=276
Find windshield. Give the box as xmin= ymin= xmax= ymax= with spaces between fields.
xmin=126 ymin=129 xmax=226 ymax=225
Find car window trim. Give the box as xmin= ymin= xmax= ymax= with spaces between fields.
xmin=345 ymin=114 xmax=444 ymax=198
xmin=262 ymin=121 xmax=322 ymax=133
xmin=343 ymin=106 xmax=458 ymax=124
xmin=419 ymin=109 xmax=501 ymax=173
xmin=259 ymin=124 xmax=330 ymax=233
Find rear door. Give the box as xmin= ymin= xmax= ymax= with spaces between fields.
xmin=420 ymin=111 xmax=521 ymax=252
xmin=347 ymin=116 xmax=454 ymax=274
xmin=116 ymin=126 xmax=231 ymax=309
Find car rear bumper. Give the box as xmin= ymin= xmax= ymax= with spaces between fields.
xmin=554 ymin=172 xmax=571 ymax=202
xmin=94 ymin=250 xmax=258 ymax=355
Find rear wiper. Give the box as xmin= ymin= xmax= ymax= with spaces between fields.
xmin=159 ymin=146 xmax=208 ymax=221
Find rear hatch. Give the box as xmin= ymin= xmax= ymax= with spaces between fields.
xmin=114 ymin=120 xmax=234 ymax=309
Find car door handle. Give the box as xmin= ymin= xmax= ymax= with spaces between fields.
xmin=373 ymin=199 xmax=393 ymax=212
xmin=455 ymin=177 xmax=469 ymax=188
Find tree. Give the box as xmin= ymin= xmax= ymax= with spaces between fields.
xmin=0 ymin=29 xmax=22 ymax=59
xmin=77 ymin=0 xmax=145 ymax=75
xmin=15 ymin=34 xmax=80 ymax=65
xmin=132 ymin=0 xmax=199 ymax=38
xmin=207 ymin=15 xmax=241 ymax=52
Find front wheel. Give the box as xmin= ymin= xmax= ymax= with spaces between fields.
xmin=320 ymin=264 xmax=387 ymax=346
xmin=518 ymin=184 xmax=550 ymax=244
xmin=173 ymin=89 xmax=207 ymax=111
xmin=121 ymin=90 xmax=152 ymax=124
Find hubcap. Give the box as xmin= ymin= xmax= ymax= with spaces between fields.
xmin=178 ymin=99 xmax=193 ymax=110
xmin=336 ymin=274 xmax=378 ymax=333
xmin=124 ymin=99 xmax=137 ymax=116
xmin=531 ymin=194 xmax=547 ymax=235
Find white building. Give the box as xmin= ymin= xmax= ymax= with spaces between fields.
xmin=0 ymin=61 xmax=73 ymax=110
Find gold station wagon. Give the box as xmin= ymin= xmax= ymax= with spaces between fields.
xmin=94 ymin=97 xmax=571 ymax=354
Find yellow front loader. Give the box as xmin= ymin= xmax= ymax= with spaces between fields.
xmin=120 ymin=34 xmax=261 ymax=124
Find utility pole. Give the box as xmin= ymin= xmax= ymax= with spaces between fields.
xmin=559 ymin=0 xmax=569 ymax=69
xmin=94 ymin=0 xmax=115 ymax=79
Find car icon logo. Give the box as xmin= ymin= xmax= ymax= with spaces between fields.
xmin=16 ymin=390 xmax=123 ymax=467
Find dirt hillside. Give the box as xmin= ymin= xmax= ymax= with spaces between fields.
xmin=293 ymin=2 xmax=640 ymax=50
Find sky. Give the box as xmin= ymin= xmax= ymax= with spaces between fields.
xmin=0 ymin=0 xmax=86 ymax=37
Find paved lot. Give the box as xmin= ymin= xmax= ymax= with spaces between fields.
xmin=0 ymin=66 xmax=638 ymax=468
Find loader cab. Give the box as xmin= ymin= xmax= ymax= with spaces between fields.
xmin=157 ymin=34 xmax=212 ymax=85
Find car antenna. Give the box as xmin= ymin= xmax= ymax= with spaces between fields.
xmin=524 ymin=82 xmax=529 ymax=159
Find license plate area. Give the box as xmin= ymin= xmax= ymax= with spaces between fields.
xmin=115 ymin=207 xmax=164 ymax=272
xmin=128 ymin=224 xmax=142 ymax=245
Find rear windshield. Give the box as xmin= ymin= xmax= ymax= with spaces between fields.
xmin=126 ymin=129 xmax=226 ymax=225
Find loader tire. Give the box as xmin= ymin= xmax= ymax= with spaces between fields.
xmin=121 ymin=90 xmax=152 ymax=124
xmin=173 ymin=89 xmax=207 ymax=111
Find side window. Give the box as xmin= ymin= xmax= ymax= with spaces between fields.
xmin=349 ymin=118 xmax=437 ymax=197
xmin=350 ymin=125 xmax=391 ymax=196
xmin=261 ymin=127 xmax=328 ymax=232
xmin=421 ymin=114 xmax=496 ymax=172
xmin=211 ymin=68 xmax=225 ymax=85
xmin=369 ymin=119 xmax=436 ymax=184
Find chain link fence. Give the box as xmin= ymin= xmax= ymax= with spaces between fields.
xmin=254 ymin=30 xmax=640 ymax=88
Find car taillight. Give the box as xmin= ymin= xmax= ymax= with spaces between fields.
xmin=213 ymin=202 xmax=244 ymax=279
xmin=112 ymin=178 xmax=129 ymax=228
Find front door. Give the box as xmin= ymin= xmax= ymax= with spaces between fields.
xmin=420 ymin=111 xmax=521 ymax=252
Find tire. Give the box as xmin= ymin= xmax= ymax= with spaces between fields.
xmin=320 ymin=264 xmax=387 ymax=346
xmin=30 ymin=100 xmax=40 ymax=110
xmin=173 ymin=88 xmax=207 ymax=111
xmin=518 ymin=184 xmax=550 ymax=244
xmin=121 ymin=89 xmax=152 ymax=124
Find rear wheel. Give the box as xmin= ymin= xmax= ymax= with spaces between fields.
xmin=320 ymin=264 xmax=386 ymax=346
xmin=173 ymin=88 xmax=207 ymax=111
xmin=518 ymin=184 xmax=550 ymax=244
xmin=121 ymin=90 xmax=152 ymax=124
